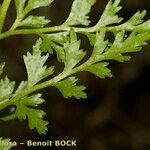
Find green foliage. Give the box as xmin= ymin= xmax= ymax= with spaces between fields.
xmin=84 ymin=62 xmax=112 ymax=79
xmin=103 ymin=31 xmax=150 ymax=62
xmin=24 ymin=39 xmax=54 ymax=87
xmin=0 ymin=0 xmax=150 ymax=138
xmin=98 ymin=0 xmax=123 ymax=27
xmin=13 ymin=0 xmax=53 ymax=29
xmin=41 ymin=32 xmax=69 ymax=54
xmin=63 ymin=29 xmax=86 ymax=70
xmin=64 ymin=0 xmax=96 ymax=26
xmin=115 ymin=10 xmax=150 ymax=32
xmin=15 ymin=94 xmax=48 ymax=135
xmin=53 ymin=77 xmax=87 ymax=99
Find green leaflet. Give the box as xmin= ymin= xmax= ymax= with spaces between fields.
xmin=28 ymin=109 xmax=48 ymax=135
xmin=85 ymin=28 xmax=150 ymax=63
xmin=19 ymin=15 xmax=50 ymax=28
xmin=0 ymin=138 xmax=14 ymax=150
xmin=41 ymin=32 xmax=69 ymax=53
xmin=104 ymin=31 xmax=150 ymax=62
xmin=15 ymin=94 xmax=48 ymax=135
xmin=22 ymin=94 xmax=45 ymax=107
xmin=14 ymin=0 xmax=53 ymax=29
xmin=41 ymin=32 xmax=69 ymax=61
xmin=105 ymin=8 xmax=150 ymax=33
xmin=89 ymin=29 xmax=108 ymax=62
xmin=64 ymin=0 xmax=96 ymax=26
xmin=0 ymin=77 xmax=15 ymax=103
xmin=84 ymin=62 xmax=112 ymax=79
xmin=125 ymin=11 xmax=146 ymax=26
xmin=53 ymin=77 xmax=87 ymax=99
xmin=24 ymin=39 xmax=54 ymax=87
xmin=96 ymin=0 xmax=123 ymax=27
xmin=115 ymin=10 xmax=149 ymax=32
xmin=136 ymin=20 xmax=150 ymax=32
xmin=63 ymin=29 xmax=86 ymax=70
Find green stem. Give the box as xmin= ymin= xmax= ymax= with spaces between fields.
xmin=0 ymin=25 xmax=95 ymax=40
xmin=0 ymin=24 xmax=145 ymax=41
xmin=0 ymin=0 xmax=11 ymax=33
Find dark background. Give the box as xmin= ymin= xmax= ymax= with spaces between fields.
xmin=0 ymin=0 xmax=150 ymax=149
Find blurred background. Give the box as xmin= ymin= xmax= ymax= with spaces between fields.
xmin=0 ymin=0 xmax=150 ymax=149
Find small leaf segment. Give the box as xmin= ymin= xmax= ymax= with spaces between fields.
xmin=0 ymin=0 xmax=150 ymax=135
